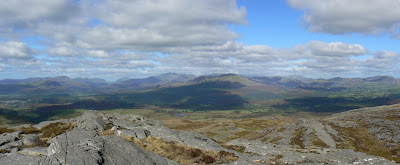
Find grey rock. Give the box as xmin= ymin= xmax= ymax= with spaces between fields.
xmin=0 ymin=131 xmax=21 ymax=146
xmin=147 ymin=126 xmax=226 ymax=152
xmin=8 ymin=124 xmax=32 ymax=130
xmin=40 ymin=129 xmax=177 ymax=165
xmin=225 ymin=160 xmax=257 ymax=165
xmin=110 ymin=119 xmax=140 ymax=129
xmin=330 ymin=121 xmax=358 ymax=128
xmin=227 ymin=139 xmax=397 ymax=165
xmin=0 ymin=140 xmax=22 ymax=151
xmin=102 ymin=135 xmax=178 ymax=165
xmin=41 ymin=129 xmax=104 ymax=165
xmin=21 ymin=134 xmax=42 ymax=146
xmin=76 ymin=111 xmax=106 ymax=131
xmin=115 ymin=128 xmax=150 ymax=140
xmin=0 ymin=153 xmax=41 ymax=165
xmin=18 ymin=147 xmax=47 ymax=157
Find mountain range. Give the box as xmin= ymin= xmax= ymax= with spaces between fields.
xmin=0 ymin=73 xmax=398 ymax=95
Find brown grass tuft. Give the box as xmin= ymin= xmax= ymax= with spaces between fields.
xmin=17 ymin=126 xmax=40 ymax=134
xmin=40 ymin=122 xmax=76 ymax=140
xmin=99 ymin=123 xmax=115 ymax=136
xmin=0 ymin=149 xmax=10 ymax=154
xmin=290 ymin=129 xmax=305 ymax=148
xmin=331 ymin=124 xmax=400 ymax=163
xmin=128 ymin=136 xmax=238 ymax=165
xmin=311 ymin=133 xmax=329 ymax=148
xmin=0 ymin=127 xmax=14 ymax=134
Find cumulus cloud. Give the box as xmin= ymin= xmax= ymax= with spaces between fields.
xmin=0 ymin=0 xmax=398 ymax=79
xmin=0 ymin=41 xmax=35 ymax=59
xmin=287 ymin=0 xmax=400 ymax=36
xmin=307 ymin=41 xmax=367 ymax=56
xmin=360 ymin=51 xmax=399 ymax=74
xmin=75 ymin=0 xmax=247 ymax=52
xmin=0 ymin=0 xmax=79 ymax=28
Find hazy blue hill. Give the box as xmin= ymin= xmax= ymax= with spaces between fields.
xmin=113 ymin=76 xmax=161 ymax=88
xmin=154 ymin=72 xmax=196 ymax=83
xmin=0 ymin=84 xmax=34 ymax=94
xmin=0 ymin=78 xmax=46 ymax=84
xmin=73 ymin=78 xmax=110 ymax=86
xmin=105 ymin=80 xmax=247 ymax=110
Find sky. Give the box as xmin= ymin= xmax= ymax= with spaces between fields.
xmin=0 ymin=0 xmax=399 ymax=81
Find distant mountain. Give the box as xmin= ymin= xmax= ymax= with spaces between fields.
xmin=73 ymin=78 xmax=110 ymax=86
xmin=154 ymin=72 xmax=196 ymax=83
xmin=0 ymin=74 xmax=398 ymax=95
xmin=111 ymin=73 xmax=196 ymax=91
xmin=0 ymin=78 xmax=46 ymax=84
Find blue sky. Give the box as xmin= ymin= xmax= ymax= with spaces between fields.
xmin=0 ymin=0 xmax=399 ymax=81
xmin=236 ymin=0 xmax=399 ymax=52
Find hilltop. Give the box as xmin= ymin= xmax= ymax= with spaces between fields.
xmin=0 ymin=104 xmax=399 ymax=164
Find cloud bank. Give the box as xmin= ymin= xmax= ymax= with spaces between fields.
xmin=287 ymin=0 xmax=400 ymax=37
xmin=0 ymin=0 xmax=398 ymax=80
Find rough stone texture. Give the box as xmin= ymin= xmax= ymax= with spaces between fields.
xmin=0 ymin=153 xmax=41 ymax=165
xmin=0 ymin=131 xmax=21 ymax=146
xmin=41 ymin=129 xmax=104 ymax=165
xmin=147 ymin=126 xmax=227 ymax=152
xmin=21 ymin=134 xmax=42 ymax=146
xmin=18 ymin=147 xmax=47 ymax=157
xmin=8 ymin=124 xmax=32 ymax=130
xmin=302 ymin=120 xmax=336 ymax=148
xmin=76 ymin=111 xmax=106 ymax=131
xmin=1 ymin=109 xmax=399 ymax=164
xmin=227 ymin=139 xmax=397 ymax=165
xmin=0 ymin=141 xmax=22 ymax=152
xmin=330 ymin=120 xmax=358 ymax=128
xmin=115 ymin=128 xmax=150 ymax=140
xmin=102 ymin=135 xmax=178 ymax=165
xmin=39 ymin=129 xmax=177 ymax=165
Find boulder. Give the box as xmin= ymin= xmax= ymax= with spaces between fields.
xmin=40 ymin=129 xmax=177 ymax=165
xmin=0 ymin=131 xmax=21 ymax=146
xmin=115 ymin=128 xmax=150 ymax=140
xmin=0 ymin=153 xmax=41 ymax=165
xmin=76 ymin=111 xmax=106 ymax=131
xmin=21 ymin=134 xmax=42 ymax=146
xmin=18 ymin=147 xmax=47 ymax=157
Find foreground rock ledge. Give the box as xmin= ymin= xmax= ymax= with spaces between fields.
xmin=0 ymin=110 xmax=398 ymax=165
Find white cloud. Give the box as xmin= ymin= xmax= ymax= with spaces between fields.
xmin=307 ymin=41 xmax=367 ymax=56
xmin=0 ymin=41 xmax=35 ymax=59
xmin=75 ymin=0 xmax=246 ymax=52
xmin=287 ymin=0 xmax=400 ymax=36
xmin=87 ymin=50 xmax=109 ymax=58
xmin=0 ymin=0 xmax=79 ymax=28
xmin=0 ymin=0 xmax=398 ymax=79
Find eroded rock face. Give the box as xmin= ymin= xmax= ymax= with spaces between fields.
xmin=76 ymin=111 xmax=107 ymax=131
xmin=227 ymin=139 xmax=397 ymax=165
xmin=21 ymin=134 xmax=42 ymax=146
xmin=1 ymin=108 xmax=399 ymax=165
xmin=40 ymin=129 xmax=177 ymax=165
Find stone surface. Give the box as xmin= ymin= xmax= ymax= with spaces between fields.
xmin=115 ymin=128 xmax=150 ymax=140
xmin=1 ymin=109 xmax=399 ymax=164
xmin=18 ymin=147 xmax=47 ymax=157
xmin=76 ymin=111 xmax=106 ymax=131
xmin=0 ymin=131 xmax=21 ymax=146
xmin=21 ymin=134 xmax=42 ymax=146
xmin=0 ymin=153 xmax=41 ymax=165
xmin=227 ymin=139 xmax=397 ymax=165
xmin=39 ymin=129 xmax=177 ymax=165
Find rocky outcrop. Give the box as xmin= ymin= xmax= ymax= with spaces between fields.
xmin=1 ymin=107 xmax=399 ymax=164
xmin=227 ymin=139 xmax=397 ymax=165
